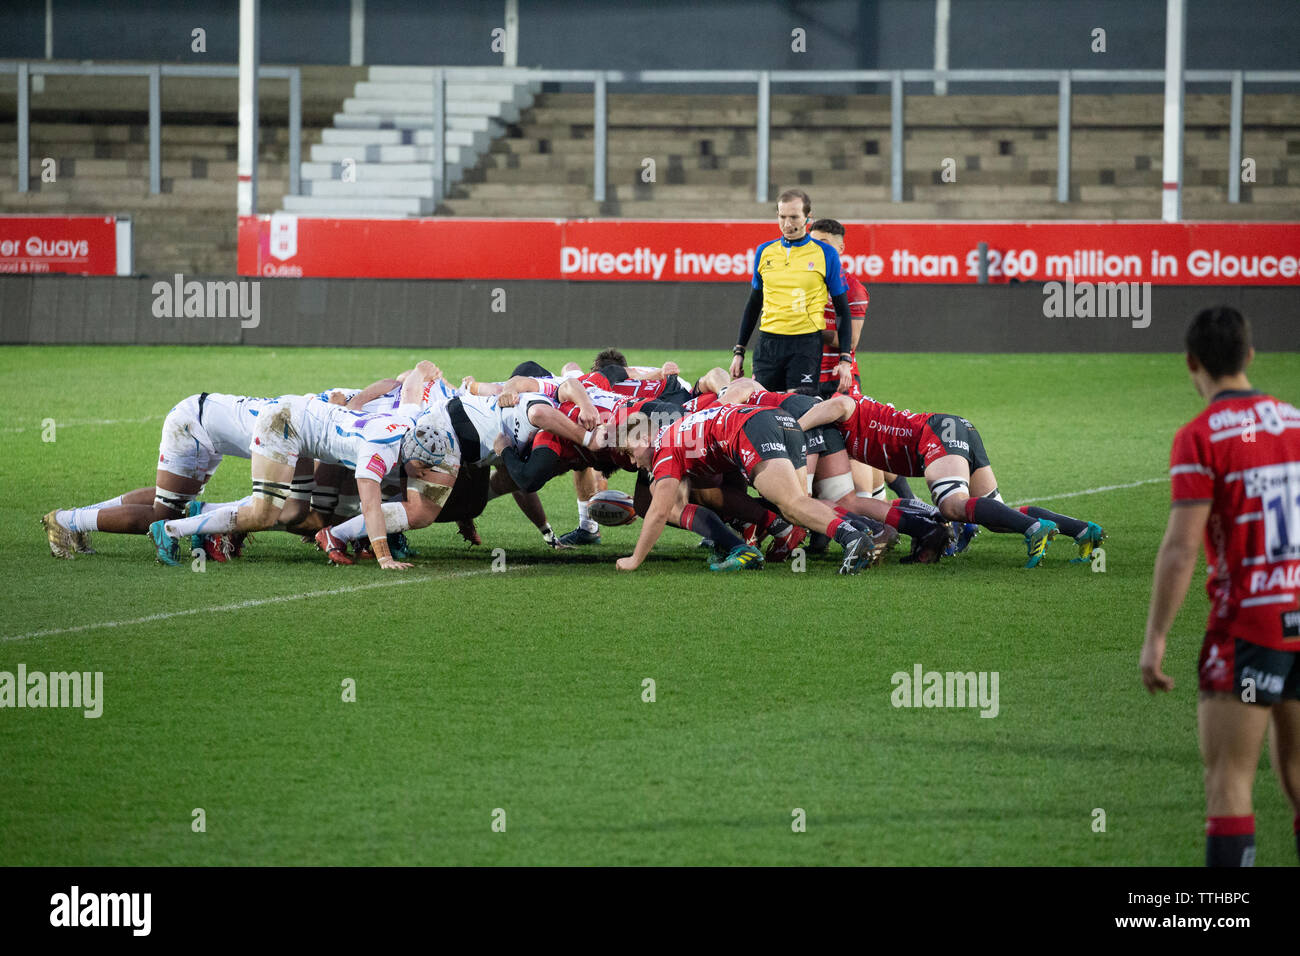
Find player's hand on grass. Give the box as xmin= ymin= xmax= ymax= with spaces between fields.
xmin=1139 ymin=635 xmax=1174 ymax=693
xmin=837 ymin=361 xmax=853 ymax=393
xmin=377 ymin=556 xmax=412 ymax=571
xmin=616 ymin=556 xmax=640 ymax=572
xmin=728 ymin=355 xmax=744 ymax=379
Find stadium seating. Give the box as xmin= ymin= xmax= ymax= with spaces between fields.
xmin=2 ymin=67 xmax=1296 ymax=275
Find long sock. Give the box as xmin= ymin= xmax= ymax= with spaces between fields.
xmin=204 ymin=495 xmax=252 ymax=513
xmin=55 ymin=508 xmax=99 ymax=533
xmin=164 ymin=506 xmax=238 ymax=538
xmin=964 ymin=496 xmax=1035 ymax=534
xmin=680 ymin=504 xmax=744 ymax=552
xmin=885 ymin=499 xmax=942 ymax=540
xmin=830 ymin=519 xmax=866 ymax=548
xmin=1206 ymin=815 xmax=1255 ymax=867
xmin=87 ymin=494 xmax=124 ymax=510
xmin=577 ymin=499 xmax=598 ymax=533
xmin=887 ymin=475 xmax=917 ymax=500
xmin=333 ymin=502 xmax=409 ymax=544
xmin=1021 ymin=506 xmax=1088 ymax=538
xmin=831 ymin=505 xmax=872 ymax=534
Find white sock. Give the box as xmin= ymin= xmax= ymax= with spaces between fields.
xmin=203 ymin=495 xmax=251 ymax=513
xmin=577 ymin=499 xmax=598 ymax=533
xmin=331 ymin=514 xmax=366 ymax=544
xmin=56 ymin=508 xmax=100 ymax=532
xmin=165 ymin=506 xmax=239 ymax=538
xmin=88 ymin=494 xmax=124 ymax=510
xmin=380 ymin=501 xmax=410 ymax=534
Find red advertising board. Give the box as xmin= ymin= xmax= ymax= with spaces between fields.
xmin=238 ymin=216 xmax=1300 ymax=285
xmin=0 ymin=216 xmax=125 ymax=275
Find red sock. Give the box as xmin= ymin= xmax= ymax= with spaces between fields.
xmin=1205 ymin=815 xmax=1254 ymax=836
xmin=964 ymin=497 xmax=979 ymax=522
xmin=679 ymin=504 xmax=698 ymax=530
xmin=827 ymin=517 xmax=844 ymax=538
xmin=1018 ymin=505 xmax=1031 ymax=515
xmin=885 ymin=501 xmax=904 ymax=529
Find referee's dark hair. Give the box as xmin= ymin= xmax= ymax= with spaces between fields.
xmin=776 ymin=188 xmax=811 ymax=215
xmin=808 ymin=218 xmax=844 ymax=237
xmin=1185 ymin=306 xmax=1252 ymax=378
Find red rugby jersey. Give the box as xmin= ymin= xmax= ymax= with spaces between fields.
xmin=650 ymin=404 xmax=766 ymax=483
xmin=837 ymin=395 xmax=932 ymax=476
xmin=1170 ymin=390 xmax=1300 ymax=650
xmin=820 ymin=270 xmax=868 ymax=385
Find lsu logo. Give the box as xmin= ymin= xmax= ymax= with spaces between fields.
xmin=365 ymin=453 xmax=387 ymax=479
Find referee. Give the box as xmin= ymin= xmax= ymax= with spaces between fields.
xmin=730 ymin=188 xmax=854 ymax=393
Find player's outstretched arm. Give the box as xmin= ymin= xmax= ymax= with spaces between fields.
xmin=346 ymin=377 xmax=402 ymax=411
xmin=358 ymin=476 xmax=411 ymax=570
xmin=617 ymin=477 xmax=677 ymax=571
xmin=797 ymin=393 xmax=853 ymax=431
xmin=1141 ymin=501 xmax=1210 ymax=693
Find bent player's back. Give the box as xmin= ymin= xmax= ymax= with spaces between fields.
xmin=1171 ymin=390 xmax=1300 ymax=649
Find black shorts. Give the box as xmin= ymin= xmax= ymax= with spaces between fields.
xmin=433 ymin=462 xmax=490 ymax=522
xmin=1199 ymin=632 xmax=1300 ymax=703
xmin=776 ymin=393 xmax=844 ymax=457
xmin=740 ymin=410 xmax=807 ymax=473
xmin=925 ymin=413 xmax=992 ymax=471
xmin=636 ymin=399 xmax=685 ymax=432
xmin=753 ymin=330 xmax=822 ymax=392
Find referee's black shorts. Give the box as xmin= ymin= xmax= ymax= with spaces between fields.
xmin=752 ymin=330 xmax=822 ymax=392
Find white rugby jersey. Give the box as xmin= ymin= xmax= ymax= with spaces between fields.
xmin=199 ymin=393 xmax=277 ymax=457
xmin=297 ymin=396 xmax=420 ymax=482
xmin=447 ymin=392 xmax=556 ymax=461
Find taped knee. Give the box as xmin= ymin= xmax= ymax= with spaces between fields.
xmin=154 ymin=488 xmax=194 ymax=513
xmin=288 ymin=475 xmax=314 ymax=502
xmin=251 ymin=479 xmax=291 ymax=504
xmin=813 ymin=472 xmax=855 ymax=501
xmin=929 ymin=478 xmax=969 ymax=509
xmin=984 ymin=486 xmax=1003 ymax=503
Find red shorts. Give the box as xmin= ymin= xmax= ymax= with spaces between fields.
xmin=1198 ymin=630 xmax=1300 ymax=703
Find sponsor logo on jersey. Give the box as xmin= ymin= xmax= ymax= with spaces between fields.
xmin=1242 ymin=665 xmax=1285 ymax=696
xmin=365 ymin=453 xmax=387 ymax=479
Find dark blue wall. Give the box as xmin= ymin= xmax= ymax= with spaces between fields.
xmin=1 ymin=0 xmax=1296 ymax=77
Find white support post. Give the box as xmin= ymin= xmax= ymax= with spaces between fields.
xmin=432 ymin=67 xmax=445 ymax=205
xmin=1228 ymin=70 xmax=1243 ymax=203
xmin=350 ymin=0 xmax=365 ymax=67
xmin=756 ymin=71 xmax=770 ymax=204
xmin=44 ymin=0 xmax=53 ymax=58
xmin=504 ymin=0 xmax=519 ymax=68
xmin=1161 ymin=0 xmax=1186 ymax=222
xmin=237 ymin=0 xmax=260 ymax=217
xmin=934 ymin=0 xmax=950 ymax=96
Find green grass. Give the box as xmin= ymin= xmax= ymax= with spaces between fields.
xmin=2 ymin=345 xmax=1297 ymax=866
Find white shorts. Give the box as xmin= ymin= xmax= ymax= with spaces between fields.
xmin=250 ymin=394 xmax=308 ymax=467
xmin=158 ymin=395 xmax=222 ymax=482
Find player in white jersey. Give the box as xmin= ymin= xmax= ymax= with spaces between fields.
xmin=152 ymin=363 xmax=456 ymax=570
xmin=41 ymin=391 xmax=279 ymax=561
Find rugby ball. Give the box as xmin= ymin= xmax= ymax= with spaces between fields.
xmin=587 ymin=490 xmax=638 ymax=527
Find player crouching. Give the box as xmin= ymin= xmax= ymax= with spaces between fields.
xmin=611 ymin=405 xmax=877 ymax=575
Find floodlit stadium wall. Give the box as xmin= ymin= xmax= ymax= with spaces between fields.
xmin=2 ymin=275 xmax=1296 ymax=353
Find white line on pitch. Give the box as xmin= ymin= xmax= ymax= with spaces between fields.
xmin=3 ymin=565 xmax=533 ymax=643
xmin=1 ymin=415 xmax=164 ymax=434
xmin=1007 ymin=476 xmax=1168 ymax=507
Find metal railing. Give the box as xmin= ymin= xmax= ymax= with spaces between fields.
xmin=419 ymin=67 xmax=1299 ymax=206
xmin=1 ymin=62 xmax=301 ymax=199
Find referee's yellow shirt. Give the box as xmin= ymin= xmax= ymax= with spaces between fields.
xmin=751 ymin=233 xmax=848 ymax=336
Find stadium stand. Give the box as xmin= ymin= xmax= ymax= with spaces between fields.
xmin=446 ymin=90 xmax=1300 ymax=220
xmin=287 ymin=66 xmax=541 ymax=217
xmin=2 ymin=68 xmax=1296 ymax=275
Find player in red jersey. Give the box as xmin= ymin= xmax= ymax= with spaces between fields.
xmin=612 ymin=404 xmax=878 ymax=575
xmin=808 ymin=219 xmax=868 ymax=401
xmin=798 ymin=392 xmax=1104 ymax=567
xmin=1142 ymin=307 xmax=1300 ymax=867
